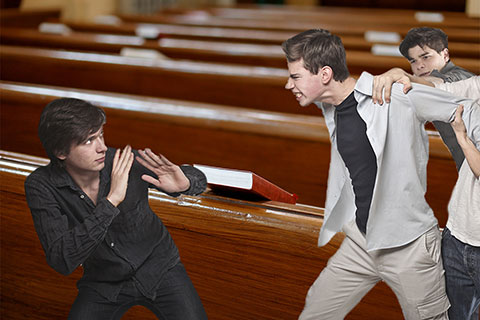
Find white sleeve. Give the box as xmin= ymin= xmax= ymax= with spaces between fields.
xmin=435 ymin=76 xmax=480 ymax=102
xmin=406 ymin=83 xmax=480 ymax=148
xmin=406 ymin=82 xmax=476 ymax=123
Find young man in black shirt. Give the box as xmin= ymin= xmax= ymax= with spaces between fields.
xmin=24 ymin=98 xmax=208 ymax=319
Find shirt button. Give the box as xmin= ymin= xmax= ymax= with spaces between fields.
xmin=80 ymin=194 xmax=85 ymax=199
xmin=110 ymin=242 xmax=114 ymax=247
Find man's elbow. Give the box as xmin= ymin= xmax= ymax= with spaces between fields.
xmin=47 ymin=256 xmax=77 ymax=276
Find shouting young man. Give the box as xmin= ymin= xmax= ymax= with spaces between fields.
xmin=282 ymin=29 xmax=480 ymax=320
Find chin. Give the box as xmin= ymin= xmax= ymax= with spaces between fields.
xmin=299 ymin=100 xmax=311 ymax=107
xmin=94 ymin=162 xmax=106 ymax=170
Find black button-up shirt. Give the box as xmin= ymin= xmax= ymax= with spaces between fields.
xmin=25 ymin=148 xmax=206 ymax=302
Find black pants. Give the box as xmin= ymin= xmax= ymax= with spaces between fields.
xmin=68 ymin=262 xmax=208 ymax=320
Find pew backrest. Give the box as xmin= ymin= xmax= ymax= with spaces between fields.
xmin=0 ymin=81 xmax=456 ymax=225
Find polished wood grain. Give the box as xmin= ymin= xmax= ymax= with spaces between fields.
xmin=0 ymin=150 xmax=403 ymax=319
xmin=0 ymin=81 xmax=456 ymax=227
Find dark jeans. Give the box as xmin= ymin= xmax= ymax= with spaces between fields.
xmin=68 ymin=262 xmax=208 ymax=320
xmin=442 ymin=228 xmax=480 ymax=320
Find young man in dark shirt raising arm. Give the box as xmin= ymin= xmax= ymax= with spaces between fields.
xmin=24 ymin=97 xmax=208 ymax=320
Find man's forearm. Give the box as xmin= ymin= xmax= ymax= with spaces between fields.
xmin=408 ymin=74 xmax=441 ymax=87
xmin=456 ymin=134 xmax=480 ymax=178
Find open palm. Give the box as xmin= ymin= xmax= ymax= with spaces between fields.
xmin=136 ymin=148 xmax=190 ymax=193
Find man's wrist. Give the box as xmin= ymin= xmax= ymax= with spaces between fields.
xmin=106 ymin=196 xmax=120 ymax=207
xmin=454 ymin=132 xmax=470 ymax=148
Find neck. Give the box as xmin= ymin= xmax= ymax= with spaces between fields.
xmin=66 ymin=167 xmax=100 ymax=192
xmin=317 ymin=77 xmax=357 ymax=106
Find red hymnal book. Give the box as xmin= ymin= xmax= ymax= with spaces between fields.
xmin=193 ymin=164 xmax=298 ymax=204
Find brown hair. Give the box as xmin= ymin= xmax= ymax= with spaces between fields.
xmin=281 ymin=29 xmax=350 ymax=81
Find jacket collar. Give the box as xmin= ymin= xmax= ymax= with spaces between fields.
xmin=353 ymin=72 xmax=374 ymax=97
xmin=439 ymin=61 xmax=456 ymax=74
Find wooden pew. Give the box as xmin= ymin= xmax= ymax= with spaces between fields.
xmin=119 ymin=13 xmax=480 ymax=43
xmin=62 ymin=20 xmax=480 ymax=59
xmin=1 ymin=27 xmax=478 ymax=69
xmin=0 ymin=44 xmax=302 ymax=114
xmin=0 ymin=27 xmax=292 ymax=68
xmin=61 ymin=19 xmax=480 ymax=63
xmin=0 ymin=150 xmax=404 ymax=319
xmin=190 ymin=6 xmax=480 ymax=29
xmin=0 ymin=45 xmax=478 ymax=112
xmin=0 ymin=8 xmax=60 ymax=28
xmin=0 ymin=81 xmax=456 ymax=227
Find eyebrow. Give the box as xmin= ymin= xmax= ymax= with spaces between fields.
xmin=409 ymin=51 xmax=430 ymax=62
xmin=85 ymin=129 xmax=103 ymax=141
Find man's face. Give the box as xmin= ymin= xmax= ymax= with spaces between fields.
xmin=285 ymin=59 xmax=324 ymax=107
xmin=58 ymin=126 xmax=108 ymax=175
xmin=407 ymin=45 xmax=449 ymax=77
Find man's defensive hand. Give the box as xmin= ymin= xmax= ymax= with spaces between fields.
xmin=136 ymin=148 xmax=190 ymax=194
xmin=107 ymin=145 xmax=134 ymax=207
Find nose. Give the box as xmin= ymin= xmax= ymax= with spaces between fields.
xmin=285 ymin=78 xmax=294 ymax=90
xmin=97 ymin=137 xmax=107 ymax=153
xmin=415 ymin=61 xmax=425 ymax=70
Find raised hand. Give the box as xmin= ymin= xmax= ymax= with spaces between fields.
xmin=451 ymin=105 xmax=467 ymax=137
xmin=372 ymin=68 xmax=412 ymax=105
xmin=107 ymin=145 xmax=134 ymax=207
xmin=136 ymin=148 xmax=190 ymax=194
xmin=451 ymin=104 xmax=480 ymax=178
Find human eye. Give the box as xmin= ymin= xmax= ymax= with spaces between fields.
xmin=84 ymin=134 xmax=96 ymax=145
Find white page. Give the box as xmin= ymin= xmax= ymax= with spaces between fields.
xmin=194 ymin=164 xmax=253 ymax=189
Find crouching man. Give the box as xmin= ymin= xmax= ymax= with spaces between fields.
xmin=25 ymin=98 xmax=209 ymax=320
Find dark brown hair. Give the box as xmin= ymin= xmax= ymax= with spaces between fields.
xmin=281 ymin=29 xmax=350 ymax=81
xmin=399 ymin=27 xmax=449 ymax=60
xmin=38 ymin=98 xmax=106 ymax=166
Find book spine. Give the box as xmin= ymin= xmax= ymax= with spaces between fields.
xmin=252 ymin=174 xmax=298 ymax=204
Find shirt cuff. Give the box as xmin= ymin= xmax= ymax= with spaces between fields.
xmin=95 ymin=198 xmax=121 ymax=227
xmin=164 ymin=165 xmax=207 ymax=197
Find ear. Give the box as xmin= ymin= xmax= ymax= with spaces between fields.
xmin=441 ymin=48 xmax=449 ymax=62
xmin=319 ymin=66 xmax=334 ymax=84
xmin=56 ymin=152 xmax=67 ymax=161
